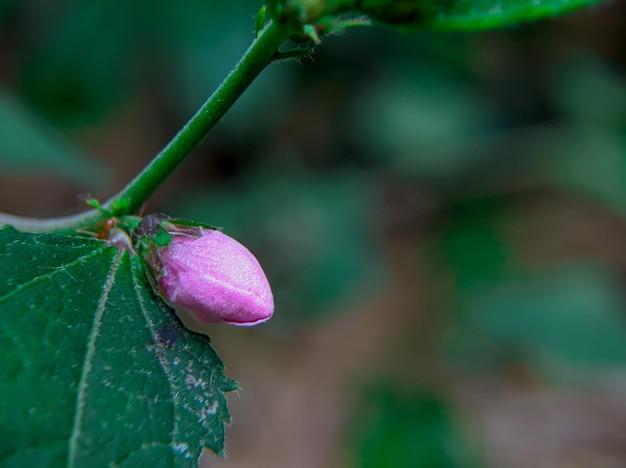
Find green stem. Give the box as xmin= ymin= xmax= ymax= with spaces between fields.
xmin=0 ymin=20 xmax=292 ymax=233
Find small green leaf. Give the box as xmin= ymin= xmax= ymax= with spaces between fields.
xmin=0 ymin=227 xmax=236 ymax=466
xmin=256 ymin=6 xmax=267 ymax=37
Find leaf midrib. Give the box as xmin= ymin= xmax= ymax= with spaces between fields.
xmin=67 ymin=248 xmax=124 ymax=468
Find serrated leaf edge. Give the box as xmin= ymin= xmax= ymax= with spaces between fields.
xmin=129 ymin=260 xmax=190 ymax=461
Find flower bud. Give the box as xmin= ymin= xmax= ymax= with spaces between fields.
xmin=140 ymin=218 xmax=273 ymax=327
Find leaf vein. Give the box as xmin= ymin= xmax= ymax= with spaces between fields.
xmin=0 ymin=247 xmax=105 ymax=304
xmin=67 ymin=249 xmax=124 ymax=468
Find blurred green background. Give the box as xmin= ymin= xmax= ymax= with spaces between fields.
xmin=1 ymin=0 xmax=626 ymax=466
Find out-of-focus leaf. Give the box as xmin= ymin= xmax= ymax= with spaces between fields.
xmin=153 ymin=0 xmax=293 ymax=133
xmin=536 ymin=125 xmax=626 ymax=212
xmin=348 ymin=385 xmax=481 ymax=468
xmin=536 ymin=59 xmax=626 ymax=212
xmin=0 ymin=0 xmax=17 ymax=22
xmin=0 ymin=90 xmax=107 ymax=187
xmin=170 ymin=170 xmax=384 ymax=324
xmin=18 ymin=0 xmax=286 ymax=131
xmin=549 ymin=58 xmax=626 ymax=127
xmin=350 ymin=69 xmax=498 ymax=182
xmin=20 ymin=0 xmax=136 ymax=125
xmin=0 ymin=227 xmax=235 ymax=465
xmin=440 ymin=202 xmax=626 ymax=369
xmin=447 ymin=267 xmax=626 ymax=369
xmin=440 ymin=199 xmax=515 ymax=292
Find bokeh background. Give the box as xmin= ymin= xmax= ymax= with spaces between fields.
xmin=1 ymin=1 xmax=626 ymax=466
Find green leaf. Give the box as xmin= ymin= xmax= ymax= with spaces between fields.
xmin=0 ymin=90 xmax=108 ymax=188
xmin=355 ymin=0 xmax=602 ymax=30
xmin=288 ymin=0 xmax=603 ymax=30
xmin=0 ymin=227 xmax=236 ymax=466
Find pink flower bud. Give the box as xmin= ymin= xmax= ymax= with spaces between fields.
xmin=150 ymin=226 xmax=274 ymax=326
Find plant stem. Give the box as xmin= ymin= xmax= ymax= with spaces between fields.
xmin=0 ymin=20 xmax=292 ymax=233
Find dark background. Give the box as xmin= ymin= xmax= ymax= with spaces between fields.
xmin=1 ymin=0 xmax=625 ymax=466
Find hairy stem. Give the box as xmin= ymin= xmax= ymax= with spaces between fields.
xmin=0 ymin=20 xmax=292 ymax=233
